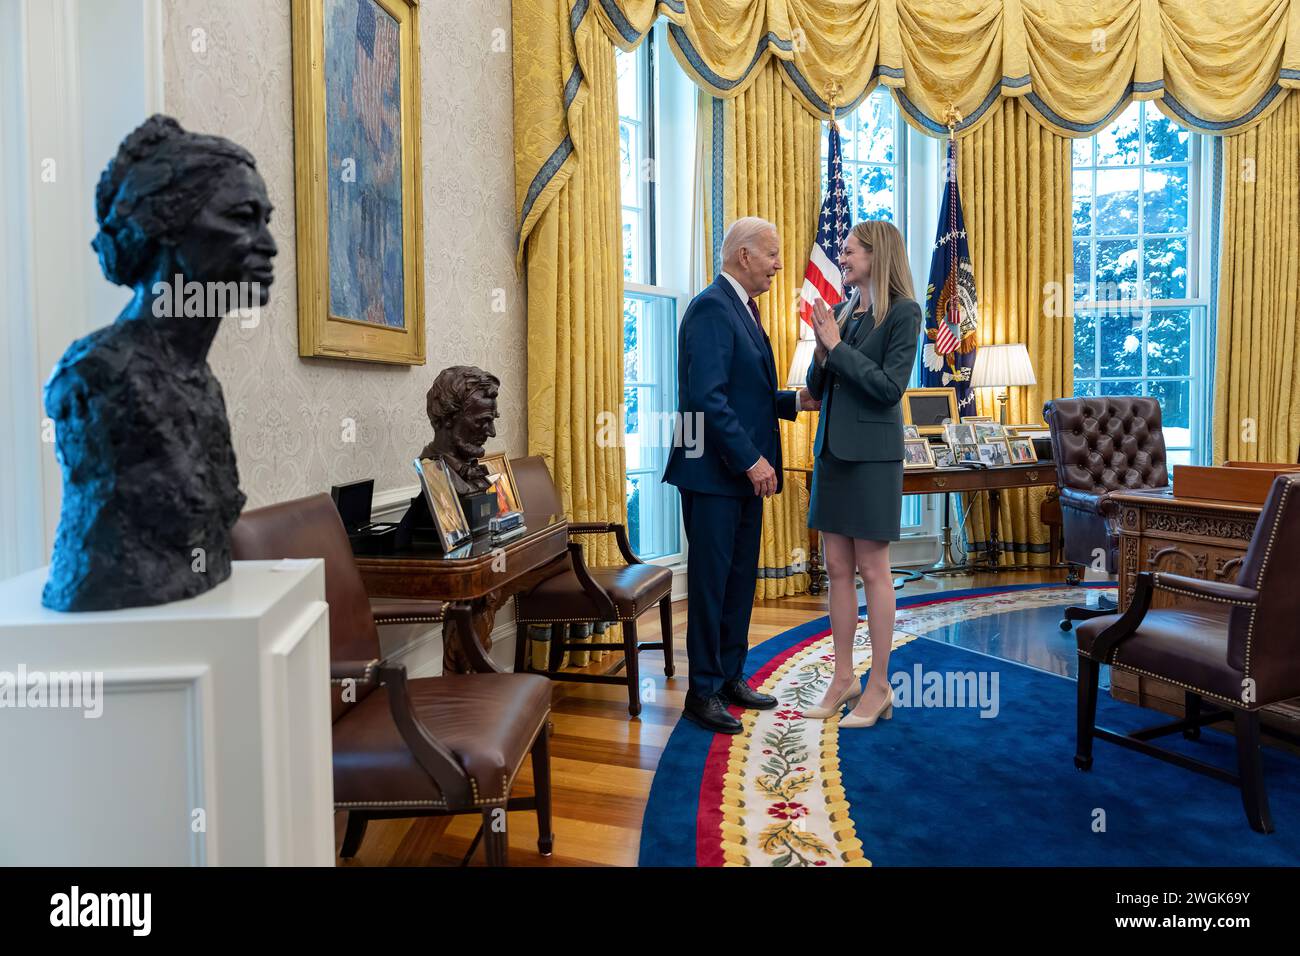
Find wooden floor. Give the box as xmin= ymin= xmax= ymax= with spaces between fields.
xmin=336 ymin=567 xmax=1062 ymax=866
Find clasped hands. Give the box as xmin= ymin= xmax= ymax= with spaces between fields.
xmin=811 ymin=297 xmax=840 ymax=363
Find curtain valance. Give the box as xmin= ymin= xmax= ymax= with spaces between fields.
xmin=515 ymin=0 xmax=1300 ymax=253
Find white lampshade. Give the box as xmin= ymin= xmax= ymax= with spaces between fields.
xmin=972 ymin=343 xmax=1037 ymax=388
xmin=786 ymin=320 xmax=818 ymax=388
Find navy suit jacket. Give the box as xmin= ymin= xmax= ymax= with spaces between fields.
xmin=662 ymin=274 xmax=800 ymax=497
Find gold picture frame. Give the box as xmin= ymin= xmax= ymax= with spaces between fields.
xmin=480 ymin=452 xmax=521 ymax=514
xmin=414 ymin=457 xmax=470 ymax=551
xmin=291 ymin=0 xmax=425 ymax=365
xmin=902 ymin=387 xmax=961 ymax=437
xmin=903 ymin=438 xmax=935 ymax=470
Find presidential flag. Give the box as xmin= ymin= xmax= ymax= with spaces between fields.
xmin=798 ymin=122 xmax=851 ymax=325
xmin=922 ymin=138 xmax=979 ymax=413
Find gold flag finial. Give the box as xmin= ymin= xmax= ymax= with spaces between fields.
xmin=824 ymin=81 xmax=844 ymax=131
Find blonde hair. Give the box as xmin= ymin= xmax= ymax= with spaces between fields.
xmin=842 ymin=220 xmax=914 ymax=329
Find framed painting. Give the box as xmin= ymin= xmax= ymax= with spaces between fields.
xmin=292 ymin=0 xmax=425 ymax=364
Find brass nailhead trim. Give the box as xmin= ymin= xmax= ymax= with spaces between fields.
xmin=330 ymin=659 xmax=380 ymax=684
xmin=1152 ymin=575 xmax=1256 ymax=607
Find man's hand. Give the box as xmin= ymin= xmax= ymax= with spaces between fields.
xmin=797 ymin=386 xmax=821 ymax=412
xmin=746 ymin=455 xmax=778 ymax=497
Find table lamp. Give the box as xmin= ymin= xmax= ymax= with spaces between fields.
xmin=972 ymin=343 xmax=1036 ymax=424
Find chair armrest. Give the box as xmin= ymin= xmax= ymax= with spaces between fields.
xmin=331 ymin=659 xmax=380 ymax=684
xmin=1086 ymin=572 xmax=1156 ymax=660
xmin=1151 ymin=572 xmax=1259 ymax=607
xmin=440 ymin=602 xmax=503 ymax=674
xmin=568 ymin=521 xmax=642 ymax=564
xmin=374 ymin=660 xmax=473 ymax=806
xmin=567 ymin=541 xmax=619 ymax=619
xmin=371 ymin=599 xmax=446 ymax=626
xmin=1059 ymin=486 xmax=1119 ymax=518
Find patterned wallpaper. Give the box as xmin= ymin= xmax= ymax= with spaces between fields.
xmin=162 ymin=0 xmax=526 ymax=509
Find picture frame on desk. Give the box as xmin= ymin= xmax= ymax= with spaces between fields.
xmin=974 ymin=422 xmax=1008 ymax=444
xmin=944 ymin=422 xmax=977 ymax=446
xmin=902 ymin=387 xmax=960 ymax=437
xmin=902 ymin=424 xmax=921 ymax=440
xmin=414 ymin=456 xmax=471 ymax=551
xmin=977 ymin=441 xmax=1012 ymax=467
xmin=1007 ymin=436 xmax=1039 ymax=463
xmin=931 ymin=443 xmax=956 ymax=467
xmin=903 ymin=438 xmax=935 ymax=469
xmin=952 ymin=442 xmax=981 ymax=463
xmin=480 ymin=451 xmax=521 ymax=514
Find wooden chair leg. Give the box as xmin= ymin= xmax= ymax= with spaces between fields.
xmin=1183 ymin=690 xmax=1201 ymax=740
xmin=339 ymin=811 xmax=368 ymax=859
xmin=1233 ymin=710 xmax=1274 ymax=834
xmin=623 ymin=618 xmax=641 ymax=717
xmin=481 ymin=808 xmax=510 ymax=866
xmin=514 ymin=620 xmax=530 ymax=673
xmin=1075 ymin=656 xmax=1099 ymax=770
xmin=658 ymin=595 xmax=675 ymax=677
xmin=531 ymin=723 xmax=554 ymax=856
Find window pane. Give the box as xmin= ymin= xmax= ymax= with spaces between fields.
xmin=856 ymin=93 xmax=895 ymax=162
xmin=1144 ymin=110 xmax=1189 ymax=163
xmin=1072 ymin=136 xmax=1092 ymax=167
xmin=856 ymin=165 xmax=895 ymax=221
xmin=616 ymin=51 xmax=638 ymax=118
xmin=1101 ymin=378 xmax=1144 ymax=397
xmin=1072 ymin=171 xmax=1092 ymax=232
xmin=1099 ymin=311 xmax=1144 ymax=377
xmin=622 ymin=209 xmax=641 ymax=281
xmin=620 ymin=121 xmax=638 ymax=202
xmin=623 ymin=295 xmax=642 ymax=382
xmin=1167 ymin=448 xmax=1192 ymax=469
xmin=1095 ymin=103 xmax=1141 ymax=165
xmin=1094 ymin=168 xmax=1140 ymax=234
xmin=1142 ymin=237 xmax=1188 ymax=299
xmin=1142 ymin=165 xmax=1188 ymax=233
xmin=1073 ymin=239 xmax=1091 ymax=301
xmin=1075 ymin=379 xmax=1097 ymax=397
xmin=1073 ymin=310 xmax=1097 ymax=378
xmin=1148 ymin=379 xmax=1190 ymax=435
xmin=1145 ymin=309 xmax=1192 ymax=377
xmin=626 ymin=473 xmax=643 ymax=556
xmin=1095 ymin=238 xmax=1139 ymax=303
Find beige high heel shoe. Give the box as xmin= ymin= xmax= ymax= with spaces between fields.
xmin=802 ymin=681 xmax=862 ymax=719
xmin=838 ymin=687 xmax=894 ymax=728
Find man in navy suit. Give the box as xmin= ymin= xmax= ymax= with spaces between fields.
xmin=663 ymin=217 xmax=820 ymax=734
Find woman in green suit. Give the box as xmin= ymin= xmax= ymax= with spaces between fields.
xmin=802 ymin=220 xmax=921 ymax=727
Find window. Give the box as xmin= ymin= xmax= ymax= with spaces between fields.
xmin=821 ymin=88 xmax=907 ymax=227
xmin=617 ymin=38 xmax=681 ymax=561
xmin=1071 ymin=101 xmax=1211 ymax=467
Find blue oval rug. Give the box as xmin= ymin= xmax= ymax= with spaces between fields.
xmin=638 ymin=584 xmax=1300 ymax=866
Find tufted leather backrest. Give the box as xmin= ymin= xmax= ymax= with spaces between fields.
xmin=1043 ymin=396 xmax=1169 ymax=494
xmin=232 ymin=493 xmax=380 ymax=721
xmin=1227 ymin=474 xmax=1300 ymax=702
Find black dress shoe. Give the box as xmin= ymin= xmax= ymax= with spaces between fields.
xmin=719 ymin=679 xmax=777 ymax=710
xmin=682 ymin=693 xmax=743 ymax=734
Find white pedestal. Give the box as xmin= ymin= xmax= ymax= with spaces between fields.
xmin=0 ymin=560 xmax=334 ymax=866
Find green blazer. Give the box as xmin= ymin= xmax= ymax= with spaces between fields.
xmin=807 ymin=292 xmax=922 ymax=462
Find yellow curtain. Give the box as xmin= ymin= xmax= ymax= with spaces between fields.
xmin=956 ymin=98 xmax=1074 ymax=564
xmin=695 ymin=63 xmax=822 ymax=598
xmin=1213 ymin=94 xmax=1300 ymax=463
xmin=515 ymin=0 xmax=627 ymax=567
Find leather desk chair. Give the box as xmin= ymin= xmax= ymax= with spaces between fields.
xmin=1043 ymin=396 xmax=1169 ymax=631
xmin=1074 ymin=473 xmax=1300 ymax=834
xmin=231 ymin=493 xmax=554 ymax=865
xmin=510 ymin=456 xmax=675 ymax=717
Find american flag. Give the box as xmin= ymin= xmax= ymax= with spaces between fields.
xmin=923 ymin=138 xmax=979 ymax=413
xmin=798 ymin=123 xmax=851 ymax=325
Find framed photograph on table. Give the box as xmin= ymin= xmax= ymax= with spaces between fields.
xmin=944 ymin=422 xmax=976 ymax=446
xmin=292 ymin=0 xmax=425 ymax=365
xmin=903 ymin=387 xmax=960 ymax=437
xmin=1008 ymin=437 xmax=1039 ymax=463
xmin=961 ymin=415 xmax=994 ymax=423
xmin=903 ymin=438 xmax=935 ymax=470
xmin=932 ymin=443 xmax=956 ymax=467
xmin=414 ymin=457 xmax=470 ymax=551
xmin=977 ymin=441 xmax=1012 ymax=467
xmin=952 ymin=442 xmax=981 ymax=463
xmin=974 ymin=422 xmax=1007 ymax=444
xmin=902 ymin=424 xmax=921 ymax=440
xmin=480 ymin=452 xmax=521 ymax=514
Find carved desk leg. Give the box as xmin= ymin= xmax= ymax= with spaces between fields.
xmin=443 ymin=589 xmax=504 ymax=674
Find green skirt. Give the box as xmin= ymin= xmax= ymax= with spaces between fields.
xmin=807 ymin=448 xmax=904 ymax=542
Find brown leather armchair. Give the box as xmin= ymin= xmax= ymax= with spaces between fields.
xmin=231 ymin=493 xmax=554 ymax=865
xmin=1074 ymin=473 xmax=1300 ymax=833
xmin=509 ymin=456 xmax=675 ymax=717
xmin=1043 ymin=396 xmax=1169 ymax=630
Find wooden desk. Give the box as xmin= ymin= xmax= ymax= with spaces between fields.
xmin=1108 ymin=487 xmax=1300 ymax=736
xmin=787 ymin=461 xmax=1058 ymax=589
xmin=356 ymin=510 xmax=569 ymax=673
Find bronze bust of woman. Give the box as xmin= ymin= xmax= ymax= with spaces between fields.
xmin=42 ymin=115 xmax=276 ymax=611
